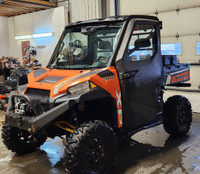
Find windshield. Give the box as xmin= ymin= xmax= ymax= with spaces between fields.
xmin=48 ymin=22 xmax=123 ymax=70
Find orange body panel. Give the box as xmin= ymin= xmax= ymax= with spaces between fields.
xmin=25 ymin=66 xmax=123 ymax=127
xmin=0 ymin=95 xmax=6 ymax=100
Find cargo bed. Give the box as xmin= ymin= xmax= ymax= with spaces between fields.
xmin=162 ymin=55 xmax=190 ymax=86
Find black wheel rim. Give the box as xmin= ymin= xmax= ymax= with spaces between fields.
xmin=84 ymin=137 xmax=108 ymax=172
xmin=17 ymin=130 xmax=35 ymax=144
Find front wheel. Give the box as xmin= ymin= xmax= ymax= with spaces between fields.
xmin=163 ymin=95 xmax=192 ymax=136
xmin=64 ymin=120 xmax=117 ymax=174
xmin=2 ymin=124 xmax=46 ymax=155
xmin=0 ymin=99 xmax=6 ymax=110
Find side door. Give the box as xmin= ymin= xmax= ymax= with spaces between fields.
xmin=115 ymin=19 xmax=163 ymax=131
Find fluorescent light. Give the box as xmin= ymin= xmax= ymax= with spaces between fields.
xmin=15 ymin=32 xmax=54 ymax=40
xmin=15 ymin=35 xmax=32 ymax=40
xmin=32 ymin=32 xmax=53 ymax=38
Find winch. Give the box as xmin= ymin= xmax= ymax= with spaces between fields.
xmin=14 ymin=99 xmax=31 ymax=116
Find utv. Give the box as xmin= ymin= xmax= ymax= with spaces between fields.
xmin=2 ymin=15 xmax=192 ymax=174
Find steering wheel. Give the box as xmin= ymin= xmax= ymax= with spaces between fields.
xmin=97 ymin=56 xmax=109 ymax=65
xmin=71 ymin=40 xmax=87 ymax=61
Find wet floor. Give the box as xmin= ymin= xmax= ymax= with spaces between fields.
xmin=0 ymin=111 xmax=200 ymax=174
xmin=112 ymin=113 xmax=200 ymax=174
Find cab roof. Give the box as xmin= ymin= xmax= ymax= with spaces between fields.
xmin=66 ymin=15 xmax=159 ymax=29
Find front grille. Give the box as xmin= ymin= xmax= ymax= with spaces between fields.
xmin=26 ymin=88 xmax=50 ymax=98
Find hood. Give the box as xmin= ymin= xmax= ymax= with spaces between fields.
xmin=25 ymin=68 xmax=104 ymax=98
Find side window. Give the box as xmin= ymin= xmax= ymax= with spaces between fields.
xmin=128 ymin=24 xmax=157 ymax=62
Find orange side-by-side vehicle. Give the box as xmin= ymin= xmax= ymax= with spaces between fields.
xmin=2 ymin=15 xmax=192 ymax=174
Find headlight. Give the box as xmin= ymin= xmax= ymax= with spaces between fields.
xmin=68 ymin=81 xmax=91 ymax=95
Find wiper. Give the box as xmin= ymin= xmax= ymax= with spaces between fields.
xmin=82 ymin=25 xmax=108 ymax=32
xmin=49 ymin=65 xmax=58 ymax=70
xmin=89 ymin=66 xmax=105 ymax=71
xmin=81 ymin=25 xmax=120 ymax=34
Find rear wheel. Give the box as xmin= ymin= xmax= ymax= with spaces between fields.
xmin=163 ymin=95 xmax=192 ymax=136
xmin=2 ymin=124 xmax=46 ymax=155
xmin=64 ymin=120 xmax=117 ymax=174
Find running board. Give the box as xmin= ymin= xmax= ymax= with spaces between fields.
xmin=126 ymin=120 xmax=163 ymax=138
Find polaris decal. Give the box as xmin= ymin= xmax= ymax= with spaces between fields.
xmin=166 ymin=69 xmax=190 ymax=85
xmin=103 ymin=75 xmax=115 ymax=81
xmin=97 ymin=70 xmax=115 ymax=81
xmin=171 ymin=70 xmax=189 ymax=83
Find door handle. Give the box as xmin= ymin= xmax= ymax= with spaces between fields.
xmin=123 ymin=71 xmax=137 ymax=78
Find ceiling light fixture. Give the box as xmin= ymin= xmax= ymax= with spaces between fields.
xmin=15 ymin=32 xmax=54 ymax=40
xmin=15 ymin=35 xmax=32 ymax=40
xmin=32 ymin=32 xmax=53 ymax=38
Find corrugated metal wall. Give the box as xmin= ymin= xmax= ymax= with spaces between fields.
xmin=70 ymin=0 xmax=102 ymax=22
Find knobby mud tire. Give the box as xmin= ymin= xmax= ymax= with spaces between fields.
xmin=64 ymin=120 xmax=117 ymax=174
xmin=2 ymin=124 xmax=46 ymax=155
xmin=163 ymin=95 xmax=192 ymax=136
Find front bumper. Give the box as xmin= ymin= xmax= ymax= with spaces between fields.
xmin=5 ymin=94 xmax=78 ymax=133
xmin=5 ymin=87 xmax=111 ymax=133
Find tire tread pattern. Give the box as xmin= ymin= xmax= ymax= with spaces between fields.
xmin=163 ymin=95 xmax=192 ymax=136
xmin=64 ymin=120 xmax=117 ymax=174
xmin=1 ymin=124 xmax=46 ymax=155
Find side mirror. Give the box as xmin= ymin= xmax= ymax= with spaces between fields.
xmin=134 ymin=38 xmax=151 ymax=49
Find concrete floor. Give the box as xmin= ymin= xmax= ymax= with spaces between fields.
xmin=113 ymin=113 xmax=200 ymax=174
xmin=0 ymin=90 xmax=200 ymax=174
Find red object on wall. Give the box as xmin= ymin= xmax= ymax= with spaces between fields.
xmin=21 ymin=41 xmax=30 ymax=56
xmin=21 ymin=41 xmax=30 ymax=65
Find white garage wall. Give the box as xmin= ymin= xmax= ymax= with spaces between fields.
xmin=58 ymin=0 xmax=116 ymax=23
xmin=8 ymin=6 xmax=66 ymax=66
xmin=119 ymin=0 xmax=200 ymax=63
xmin=0 ymin=17 xmax=9 ymax=57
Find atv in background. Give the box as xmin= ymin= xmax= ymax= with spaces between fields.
xmin=0 ymin=67 xmax=29 ymax=111
xmin=2 ymin=15 xmax=192 ymax=174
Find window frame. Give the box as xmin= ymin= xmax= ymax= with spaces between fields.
xmin=125 ymin=21 xmax=158 ymax=63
